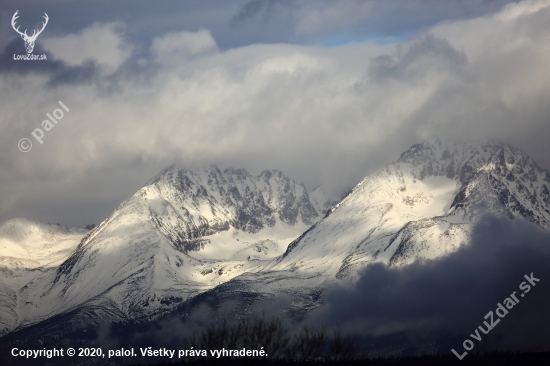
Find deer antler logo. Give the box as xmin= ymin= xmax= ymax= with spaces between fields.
xmin=11 ymin=11 xmax=49 ymax=54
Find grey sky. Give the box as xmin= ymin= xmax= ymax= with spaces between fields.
xmin=1 ymin=0 xmax=550 ymax=228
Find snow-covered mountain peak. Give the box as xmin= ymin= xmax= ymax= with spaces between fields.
xmin=139 ymin=165 xmax=323 ymax=254
xmin=0 ymin=164 xmax=332 ymax=336
xmin=277 ymin=138 xmax=550 ymax=278
xmin=397 ymin=138 xmax=546 ymax=183
xmin=2 ymin=141 xmax=548 ymax=345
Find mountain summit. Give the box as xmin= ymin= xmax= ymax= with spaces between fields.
xmin=143 ymin=165 xmax=321 ymax=255
xmin=1 ymin=139 xmax=549 ymax=347
xmin=0 ymin=166 xmax=327 ymax=336
xmin=273 ymin=138 xmax=550 ymax=279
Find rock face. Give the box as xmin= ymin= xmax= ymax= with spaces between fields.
xmin=0 ymin=166 xmax=326 ymax=336
xmin=398 ymin=139 xmax=550 ymax=226
xmin=274 ymin=138 xmax=550 ymax=281
xmin=144 ymin=166 xmax=319 ymax=252
xmin=1 ymin=139 xmax=549 ymax=347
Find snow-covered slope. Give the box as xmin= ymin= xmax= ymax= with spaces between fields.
xmin=144 ymin=166 xmax=319 ymax=259
xmin=171 ymin=138 xmax=550 ymax=325
xmin=0 ymin=219 xmax=86 ymax=335
xmin=0 ymin=218 xmax=86 ymax=270
xmin=0 ymin=166 xmax=327 ymax=335
xmin=273 ymin=138 xmax=550 ymax=281
xmin=2 ymin=139 xmax=549 ymax=343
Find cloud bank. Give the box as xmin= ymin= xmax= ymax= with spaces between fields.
xmin=1 ymin=1 xmax=550 ymax=227
xmin=308 ymin=215 xmax=550 ymax=354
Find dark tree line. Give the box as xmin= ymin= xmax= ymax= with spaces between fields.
xmin=184 ymin=317 xmax=357 ymax=361
xmin=129 ymin=317 xmax=550 ymax=365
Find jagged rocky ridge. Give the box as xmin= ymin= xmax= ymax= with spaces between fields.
xmin=144 ymin=166 xmax=319 ymax=252
xmin=0 ymin=167 xmax=327 ymax=337
xmin=1 ymin=139 xmax=549 ymax=345
xmin=273 ymin=138 xmax=550 ymax=280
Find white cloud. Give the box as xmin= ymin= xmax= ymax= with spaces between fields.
xmin=150 ymin=29 xmax=218 ymax=60
xmin=2 ymin=0 xmax=550 ymax=227
xmin=497 ymin=0 xmax=550 ymax=20
xmin=41 ymin=22 xmax=132 ymax=69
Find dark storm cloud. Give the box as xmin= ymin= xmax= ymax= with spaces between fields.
xmin=231 ymin=0 xmax=293 ymax=25
xmin=0 ymin=38 xmax=100 ymax=86
xmin=368 ymin=35 xmax=467 ymax=83
xmin=308 ymin=215 xmax=550 ymax=354
xmin=232 ymin=0 xmax=518 ymax=41
xmin=0 ymin=39 xmax=58 ymax=73
xmin=0 ymin=0 xmax=518 ymax=51
xmin=232 ymin=0 xmax=270 ymax=24
xmin=45 ymin=59 xmax=99 ymax=87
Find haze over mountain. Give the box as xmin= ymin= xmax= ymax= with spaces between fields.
xmin=1 ymin=138 xmax=549 ymax=356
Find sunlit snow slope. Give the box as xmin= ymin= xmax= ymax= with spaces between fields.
xmin=272 ymin=138 xmax=550 ymax=281
xmin=0 ymin=166 xmax=328 ymax=335
xmin=0 ymin=219 xmax=86 ymax=335
xmin=2 ymin=139 xmax=549 ymax=341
